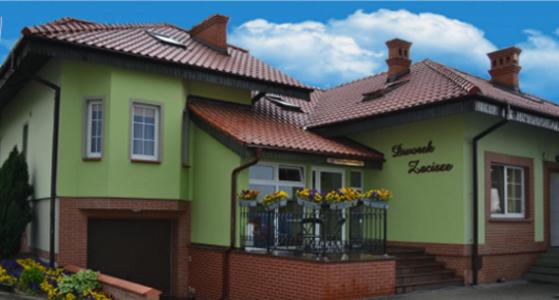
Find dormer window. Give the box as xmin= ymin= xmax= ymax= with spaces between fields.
xmin=146 ymin=31 xmax=185 ymax=48
xmin=265 ymin=95 xmax=303 ymax=112
xmin=362 ymin=80 xmax=409 ymax=101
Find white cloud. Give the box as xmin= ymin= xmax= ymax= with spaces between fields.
xmin=519 ymin=29 xmax=559 ymax=99
xmin=230 ymin=9 xmax=496 ymax=87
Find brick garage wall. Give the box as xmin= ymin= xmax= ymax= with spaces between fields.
xmin=229 ymin=252 xmax=395 ymax=300
xmin=58 ymin=197 xmax=190 ymax=298
xmin=188 ymin=245 xmax=226 ymax=300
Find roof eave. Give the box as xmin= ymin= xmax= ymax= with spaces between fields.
xmin=23 ymin=35 xmax=313 ymax=100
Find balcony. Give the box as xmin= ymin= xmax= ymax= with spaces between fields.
xmin=239 ymin=202 xmax=388 ymax=261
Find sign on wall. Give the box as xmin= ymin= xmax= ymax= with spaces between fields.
xmin=391 ymin=140 xmax=454 ymax=174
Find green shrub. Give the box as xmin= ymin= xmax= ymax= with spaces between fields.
xmin=0 ymin=147 xmax=33 ymax=258
xmin=18 ymin=267 xmax=44 ymax=295
xmin=58 ymin=270 xmax=101 ymax=296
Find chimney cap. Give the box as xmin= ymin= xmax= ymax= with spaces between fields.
xmin=386 ymin=38 xmax=412 ymax=48
xmin=487 ymin=46 xmax=522 ymax=59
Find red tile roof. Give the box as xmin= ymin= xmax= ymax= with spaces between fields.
xmin=22 ymin=17 xmax=308 ymax=90
xmin=188 ymin=98 xmax=383 ymax=160
xmin=308 ymin=59 xmax=559 ymax=128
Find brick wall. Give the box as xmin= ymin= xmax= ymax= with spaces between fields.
xmin=189 ymin=245 xmax=395 ymax=300
xmin=229 ymin=252 xmax=395 ymax=300
xmin=188 ymin=245 xmax=226 ymax=300
xmin=58 ymin=197 xmax=190 ymax=298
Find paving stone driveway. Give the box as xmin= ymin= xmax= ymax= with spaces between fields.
xmin=372 ymin=281 xmax=559 ymax=300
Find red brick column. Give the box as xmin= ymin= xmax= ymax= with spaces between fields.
xmin=58 ymin=197 xmax=190 ymax=298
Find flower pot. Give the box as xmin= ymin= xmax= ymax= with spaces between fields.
xmin=367 ymin=201 xmax=389 ymax=209
xmin=336 ymin=202 xmax=352 ymax=209
xmin=296 ymin=197 xmax=306 ymax=206
xmin=239 ymin=200 xmax=258 ymax=207
xmin=279 ymin=199 xmax=288 ymax=207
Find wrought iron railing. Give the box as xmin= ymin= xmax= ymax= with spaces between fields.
xmin=239 ymin=202 xmax=387 ymax=257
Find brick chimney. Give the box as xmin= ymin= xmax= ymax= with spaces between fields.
xmin=386 ymin=38 xmax=412 ymax=81
xmin=190 ymin=14 xmax=229 ymax=53
xmin=487 ymin=47 xmax=522 ymax=91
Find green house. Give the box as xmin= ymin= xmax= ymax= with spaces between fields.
xmin=2 ymin=15 xmax=559 ymax=299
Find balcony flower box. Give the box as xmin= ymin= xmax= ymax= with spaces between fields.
xmin=296 ymin=189 xmax=322 ymax=210
xmin=325 ymin=188 xmax=360 ymax=210
xmin=362 ymin=199 xmax=389 ymax=209
xmin=361 ymin=188 xmax=392 ymax=209
xmin=262 ymin=191 xmax=289 ymax=211
xmin=238 ymin=189 xmax=260 ymax=207
xmin=239 ymin=200 xmax=258 ymax=207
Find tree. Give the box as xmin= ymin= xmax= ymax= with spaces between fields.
xmin=0 ymin=147 xmax=33 ymax=258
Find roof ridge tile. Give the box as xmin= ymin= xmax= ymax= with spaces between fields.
xmin=422 ymin=59 xmax=481 ymax=95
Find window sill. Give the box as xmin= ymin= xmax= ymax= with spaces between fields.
xmin=131 ymin=159 xmax=161 ymax=165
xmin=83 ymin=157 xmax=102 ymax=162
xmin=489 ymin=217 xmax=532 ymax=223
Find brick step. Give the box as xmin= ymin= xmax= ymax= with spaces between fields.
xmin=396 ymin=262 xmax=447 ymax=275
xmin=396 ymin=277 xmax=463 ymax=294
xmin=535 ymin=258 xmax=559 ymax=267
xmin=387 ymin=247 xmax=425 ymax=255
xmin=528 ymin=266 xmax=559 ymax=275
xmin=397 ymin=270 xmax=456 ymax=285
xmin=525 ymin=272 xmax=559 ymax=284
xmin=395 ymin=255 xmax=436 ymax=264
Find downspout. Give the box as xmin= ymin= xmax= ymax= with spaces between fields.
xmin=221 ymin=148 xmax=262 ymax=300
xmin=471 ymin=104 xmax=510 ymax=285
xmin=21 ymin=72 xmax=60 ymax=268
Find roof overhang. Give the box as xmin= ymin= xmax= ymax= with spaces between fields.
xmin=0 ymin=35 xmax=312 ymax=103
xmin=189 ymin=108 xmax=383 ymax=169
xmin=311 ymin=96 xmax=559 ymax=137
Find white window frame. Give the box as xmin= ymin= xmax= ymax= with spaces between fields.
xmin=491 ymin=164 xmax=526 ymax=218
xmin=130 ymin=102 xmax=160 ymax=161
xmin=312 ymin=166 xmax=346 ymax=241
xmin=85 ymin=99 xmax=103 ymax=158
xmin=247 ymin=162 xmax=306 ymax=249
xmin=248 ymin=162 xmax=306 ymax=200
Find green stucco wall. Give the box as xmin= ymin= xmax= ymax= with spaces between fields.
xmin=465 ymin=113 xmax=559 ymax=244
xmin=351 ymin=115 xmax=468 ymax=244
xmin=190 ymin=124 xmax=243 ymax=246
xmin=57 ymin=60 xmax=251 ymax=200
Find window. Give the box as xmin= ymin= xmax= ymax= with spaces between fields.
xmin=490 ymin=165 xmax=525 ymax=218
xmin=248 ymin=164 xmax=305 ymax=201
xmin=85 ymin=100 xmax=103 ymax=158
xmin=22 ymin=124 xmax=28 ymax=158
xmin=349 ymin=170 xmax=363 ymax=191
xmin=131 ymin=103 xmax=160 ymax=161
xmin=248 ymin=163 xmax=305 ymax=248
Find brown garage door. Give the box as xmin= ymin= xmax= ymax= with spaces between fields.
xmin=87 ymin=219 xmax=172 ymax=297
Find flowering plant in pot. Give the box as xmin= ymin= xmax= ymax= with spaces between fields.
xmin=296 ymin=188 xmax=322 ymax=209
xmin=238 ymin=189 xmax=260 ymax=207
xmin=262 ymin=191 xmax=289 ymax=210
xmin=325 ymin=187 xmax=360 ymax=210
xmin=361 ymin=188 xmax=392 ymax=208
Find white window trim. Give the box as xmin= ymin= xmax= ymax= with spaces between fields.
xmin=130 ymin=102 xmax=160 ymax=161
xmin=85 ymin=99 xmax=103 ymax=158
xmin=249 ymin=162 xmax=306 ymax=198
xmin=491 ymin=165 xmax=526 ymax=219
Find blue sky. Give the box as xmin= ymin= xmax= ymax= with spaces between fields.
xmin=1 ymin=2 xmax=558 ymax=101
